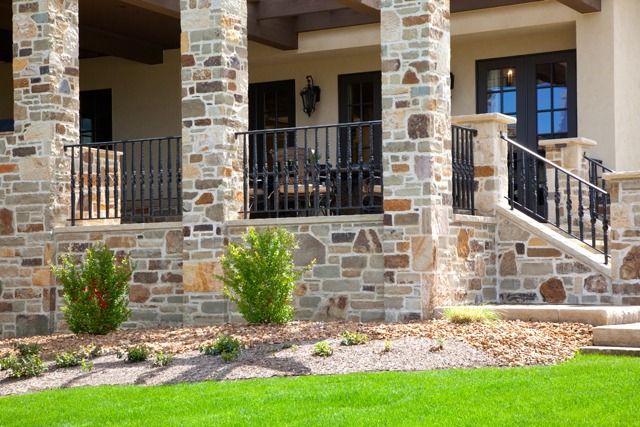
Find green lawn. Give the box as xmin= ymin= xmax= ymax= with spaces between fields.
xmin=0 ymin=355 xmax=638 ymax=426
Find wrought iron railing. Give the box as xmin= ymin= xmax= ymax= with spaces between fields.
xmin=236 ymin=121 xmax=383 ymax=219
xmin=452 ymin=125 xmax=477 ymax=214
xmin=502 ymin=134 xmax=609 ymax=264
xmin=64 ymin=137 xmax=182 ymax=225
xmin=584 ymin=153 xmax=614 ymax=210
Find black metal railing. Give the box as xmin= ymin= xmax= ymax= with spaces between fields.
xmin=502 ymin=134 xmax=609 ymax=264
xmin=236 ymin=121 xmax=383 ymax=219
xmin=64 ymin=137 xmax=182 ymax=225
xmin=452 ymin=125 xmax=477 ymax=214
xmin=584 ymin=153 xmax=614 ymax=209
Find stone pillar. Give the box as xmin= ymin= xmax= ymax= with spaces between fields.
xmin=381 ymin=0 xmax=452 ymax=321
xmin=180 ymin=0 xmax=248 ymax=323
xmin=0 ymin=0 xmax=79 ymax=337
xmin=604 ymin=171 xmax=640 ymax=305
xmin=451 ymin=113 xmax=515 ymax=217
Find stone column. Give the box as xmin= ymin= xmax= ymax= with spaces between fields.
xmin=0 ymin=0 xmax=79 ymax=337
xmin=381 ymin=0 xmax=452 ymax=321
xmin=451 ymin=113 xmax=515 ymax=217
xmin=180 ymin=0 xmax=248 ymax=324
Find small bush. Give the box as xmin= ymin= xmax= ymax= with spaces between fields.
xmin=219 ymin=227 xmax=313 ymax=324
xmin=153 ymin=352 xmax=174 ymax=367
xmin=313 ymin=341 xmax=333 ymax=357
xmin=52 ymin=244 xmax=133 ymax=335
xmin=382 ymin=340 xmax=393 ymax=353
xmin=15 ymin=343 xmax=41 ymax=357
xmin=55 ymin=352 xmax=82 ymax=369
xmin=200 ymin=335 xmax=241 ymax=362
xmin=340 ymin=331 xmax=369 ymax=346
xmin=120 ymin=345 xmax=150 ymax=363
xmin=429 ymin=339 xmax=445 ymax=353
xmin=0 ymin=354 xmax=13 ymax=371
xmin=2 ymin=344 xmax=46 ymax=378
xmin=80 ymin=344 xmax=102 ymax=359
xmin=442 ymin=307 xmax=500 ymax=324
xmin=80 ymin=359 xmax=94 ymax=373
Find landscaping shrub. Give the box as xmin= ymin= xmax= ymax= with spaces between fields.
xmin=313 ymin=341 xmax=333 ymax=357
xmin=52 ymin=244 xmax=133 ymax=335
xmin=442 ymin=307 xmax=499 ymax=324
xmin=55 ymin=352 xmax=82 ymax=369
xmin=153 ymin=352 xmax=174 ymax=367
xmin=382 ymin=340 xmax=393 ymax=353
xmin=219 ymin=227 xmax=312 ymax=324
xmin=340 ymin=331 xmax=369 ymax=346
xmin=1 ymin=344 xmax=46 ymax=378
xmin=200 ymin=335 xmax=241 ymax=362
xmin=119 ymin=345 xmax=150 ymax=363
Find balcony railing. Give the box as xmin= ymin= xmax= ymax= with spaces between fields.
xmin=452 ymin=125 xmax=477 ymax=214
xmin=64 ymin=137 xmax=182 ymax=225
xmin=503 ymin=134 xmax=609 ymax=264
xmin=584 ymin=153 xmax=614 ymax=210
xmin=236 ymin=121 xmax=383 ymax=219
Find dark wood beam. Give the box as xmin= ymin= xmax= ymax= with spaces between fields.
xmin=556 ymin=0 xmax=601 ymax=13
xmin=119 ymin=0 xmax=179 ymax=18
xmin=336 ymin=0 xmax=380 ymax=16
xmin=80 ymin=26 xmax=165 ymax=64
xmin=451 ymin=0 xmax=543 ymax=13
xmin=247 ymin=3 xmax=298 ymax=50
xmin=297 ymin=9 xmax=379 ymax=33
xmin=255 ymin=0 xmax=345 ymax=20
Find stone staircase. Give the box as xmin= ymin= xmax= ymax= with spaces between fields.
xmin=582 ymin=323 xmax=640 ymax=356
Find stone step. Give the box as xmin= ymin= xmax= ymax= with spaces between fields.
xmin=434 ymin=305 xmax=640 ymax=326
xmin=580 ymin=346 xmax=640 ymax=357
xmin=593 ymin=323 xmax=640 ymax=347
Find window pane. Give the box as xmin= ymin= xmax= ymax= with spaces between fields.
xmin=503 ymin=68 xmax=516 ymax=90
xmin=487 ymin=93 xmax=501 ymax=113
xmin=537 ymin=112 xmax=552 ymax=135
xmin=554 ymin=110 xmax=568 ymax=134
xmin=536 ymin=63 xmax=552 ymax=87
xmin=537 ymin=88 xmax=551 ymax=111
xmin=553 ymin=62 xmax=567 ymax=86
xmin=553 ymin=87 xmax=568 ymax=109
xmin=487 ymin=69 xmax=502 ymax=91
xmin=362 ymin=82 xmax=373 ymax=104
xmin=503 ymin=91 xmax=516 ymax=114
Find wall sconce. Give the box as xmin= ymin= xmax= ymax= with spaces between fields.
xmin=300 ymin=75 xmax=321 ymax=117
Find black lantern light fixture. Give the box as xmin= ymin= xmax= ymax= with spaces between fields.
xmin=300 ymin=75 xmax=321 ymax=117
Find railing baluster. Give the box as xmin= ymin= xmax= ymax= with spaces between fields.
xmin=176 ymin=137 xmax=182 ymax=218
xmin=122 ymin=142 xmax=127 ymax=220
xmin=578 ymin=181 xmax=584 ymax=241
xmin=96 ymin=147 xmax=101 ymax=219
xmin=273 ymin=133 xmax=280 ymax=218
xmin=603 ymin=194 xmax=609 ymax=264
xmin=79 ymin=145 xmax=84 ymax=220
xmin=69 ymin=146 xmax=76 ymax=226
xmin=105 ymin=145 xmax=110 ymax=219
xmin=554 ymin=168 xmax=560 ymax=227
xmin=114 ymin=142 xmax=119 ymax=219
xmin=336 ymin=126 xmax=342 ymax=213
xmin=148 ymin=138 xmax=153 ymax=218
xmin=157 ymin=137 xmax=162 ymax=216
xmin=325 ymin=127 xmax=331 ymax=215
xmin=313 ymin=128 xmax=320 ymax=215
xmin=88 ymin=147 xmax=93 ymax=219
xmin=167 ymin=137 xmax=172 ymax=218
xmin=566 ymin=177 xmax=572 ymax=235
xmin=303 ymin=129 xmax=309 ymax=217
xmin=346 ymin=124 xmax=353 ymax=209
xmin=590 ymin=186 xmax=597 ymax=249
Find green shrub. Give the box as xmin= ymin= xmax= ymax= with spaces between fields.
xmin=219 ymin=227 xmax=312 ymax=324
xmin=52 ymin=244 xmax=133 ymax=335
xmin=153 ymin=352 xmax=174 ymax=367
xmin=442 ymin=307 xmax=500 ymax=324
xmin=15 ymin=343 xmax=41 ymax=357
xmin=79 ymin=344 xmax=102 ymax=359
xmin=55 ymin=352 xmax=82 ymax=368
xmin=340 ymin=331 xmax=369 ymax=346
xmin=200 ymin=335 xmax=241 ymax=362
xmin=1 ymin=344 xmax=46 ymax=378
xmin=382 ymin=340 xmax=393 ymax=353
xmin=80 ymin=359 xmax=94 ymax=373
xmin=120 ymin=345 xmax=150 ymax=363
xmin=313 ymin=341 xmax=333 ymax=357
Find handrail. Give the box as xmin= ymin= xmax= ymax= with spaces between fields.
xmin=64 ymin=136 xmax=182 ymax=149
xmin=500 ymin=132 xmax=606 ymax=195
xmin=235 ymin=120 xmax=382 ymax=136
xmin=584 ymin=153 xmax=614 ymax=173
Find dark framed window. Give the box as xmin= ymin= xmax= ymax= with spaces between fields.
xmin=80 ymin=89 xmax=113 ymax=144
xmin=338 ymin=71 xmax=382 ymax=164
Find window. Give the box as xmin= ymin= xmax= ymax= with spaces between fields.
xmin=80 ymin=89 xmax=113 ymax=143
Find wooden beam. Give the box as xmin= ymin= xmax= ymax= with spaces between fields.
xmin=255 ymin=0 xmax=345 ymax=20
xmin=336 ymin=0 xmax=380 ymax=16
xmin=119 ymin=0 xmax=179 ymax=18
xmin=297 ymin=9 xmax=379 ymax=33
xmin=451 ymin=0 xmax=543 ymax=13
xmin=556 ymin=0 xmax=601 ymax=13
xmin=80 ymin=26 xmax=165 ymax=64
xmin=247 ymin=3 xmax=298 ymax=50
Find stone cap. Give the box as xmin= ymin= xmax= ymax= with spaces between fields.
xmin=539 ymin=137 xmax=597 ymax=148
xmin=603 ymin=171 xmax=640 ymax=182
xmin=451 ymin=113 xmax=516 ymax=126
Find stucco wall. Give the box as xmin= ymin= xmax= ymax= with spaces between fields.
xmin=0 ymin=62 xmax=11 ymax=122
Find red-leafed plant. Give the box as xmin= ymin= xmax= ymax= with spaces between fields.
xmin=52 ymin=244 xmax=133 ymax=335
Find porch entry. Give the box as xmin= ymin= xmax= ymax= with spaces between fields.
xmin=240 ymin=72 xmax=383 ymax=219
xmin=477 ymin=50 xmax=577 ymax=216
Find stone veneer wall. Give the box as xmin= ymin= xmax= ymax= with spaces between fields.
xmin=227 ymin=215 xmax=385 ymax=322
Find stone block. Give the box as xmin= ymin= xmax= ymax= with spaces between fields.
xmin=16 ymin=314 xmax=49 ymax=337
xmin=201 ymin=301 xmax=227 ymax=314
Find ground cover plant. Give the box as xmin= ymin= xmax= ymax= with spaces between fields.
xmin=52 ymin=244 xmax=133 ymax=335
xmin=0 ymin=355 xmax=636 ymax=426
xmin=0 ymin=344 xmax=45 ymax=378
xmin=200 ymin=335 xmax=241 ymax=362
xmin=442 ymin=306 xmax=499 ymax=324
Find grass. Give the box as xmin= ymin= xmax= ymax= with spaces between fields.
xmin=0 ymin=355 xmax=638 ymax=426
xmin=442 ymin=306 xmax=500 ymax=324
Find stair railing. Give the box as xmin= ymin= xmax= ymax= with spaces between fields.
xmin=501 ymin=133 xmax=609 ymax=264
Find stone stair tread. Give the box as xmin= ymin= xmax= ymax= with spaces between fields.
xmin=593 ymin=322 xmax=640 ymax=347
xmin=580 ymin=346 xmax=640 ymax=357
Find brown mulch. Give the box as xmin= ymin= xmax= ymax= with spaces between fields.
xmin=0 ymin=320 xmax=592 ymax=367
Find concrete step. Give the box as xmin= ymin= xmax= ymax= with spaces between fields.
xmin=593 ymin=323 xmax=640 ymax=347
xmin=434 ymin=305 xmax=640 ymax=326
xmin=580 ymin=346 xmax=640 ymax=357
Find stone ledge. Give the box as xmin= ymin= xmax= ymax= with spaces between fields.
xmin=539 ymin=137 xmax=597 ymax=148
xmin=580 ymin=346 xmax=640 ymax=356
xmin=496 ymin=204 xmax=611 ymax=277
xmin=54 ymin=221 xmax=182 ymax=234
xmin=603 ymin=171 xmax=640 ymax=182
xmin=452 ymin=213 xmax=497 ymax=225
xmin=227 ymin=214 xmax=384 ymax=228
xmin=0 ymin=131 xmax=13 ymax=137
xmin=452 ymin=113 xmax=516 ymax=126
